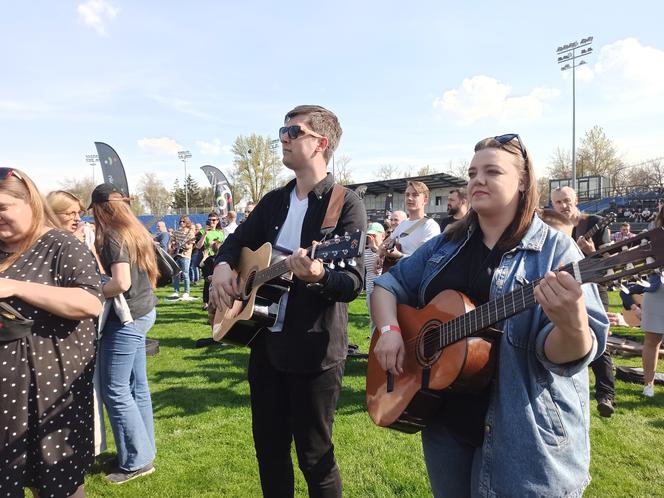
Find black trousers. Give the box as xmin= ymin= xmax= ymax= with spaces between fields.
xmin=592 ymin=286 xmax=615 ymax=401
xmin=591 ymin=350 xmax=615 ymax=401
xmin=248 ymin=338 xmax=344 ymax=498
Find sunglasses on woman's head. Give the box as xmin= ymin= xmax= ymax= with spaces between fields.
xmin=278 ymin=125 xmax=324 ymax=140
xmin=494 ymin=134 xmax=528 ymax=162
xmin=0 ymin=167 xmax=24 ymax=182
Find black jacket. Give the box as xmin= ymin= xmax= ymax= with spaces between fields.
xmin=215 ymin=173 xmax=367 ymax=372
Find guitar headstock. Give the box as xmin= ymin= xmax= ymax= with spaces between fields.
xmin=312 ymin=230 xmax=366 ymax=267
xmin=577 ymin=227 xmax=664 ymax=286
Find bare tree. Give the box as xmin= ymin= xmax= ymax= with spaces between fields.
xmin=537 ymin=177 xmax=550 ymax=206
xmin=548 ymin=147 xmax=572 ymax=179
xmin=137 ymin=172 xmax=171 ymax=215
xmin=417 ymin=164 xmax=436 ymax=176
xmin=57 ymin=177 xmax=96 ymax=207
xmin=232 ymin=134 xmax=282 ymax=202
xmin=333 ymin=155 xmax=353 ymax=185
xmin=623 ymin=159 xmax=664 ymax=190
xmin=443 ymin=159 xmax=469 ymax=180
xmin=375 ymin=164 xmax=401 ymax=180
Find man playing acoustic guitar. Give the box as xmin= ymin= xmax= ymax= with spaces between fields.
xmin=210 ymin=105 xmax=366 ymax=498
xmin=377 ymin=181 xmax=440 ymax=272
xmin=551 ymin=185 xmax=617 ymax=417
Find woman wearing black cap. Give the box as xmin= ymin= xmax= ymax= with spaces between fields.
xmin=90 ymin=183 xmax=160 ymax=484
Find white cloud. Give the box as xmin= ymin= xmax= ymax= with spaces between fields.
xmin=196 ymin=139 xmax=233 ymax=156
xmin=593 ymin=37 xmax=664 ymax=101
xmin=0 ymin=100 xmax=57 ymax=114
xmin=77 ymin=0 xmax=118 ymax=36
xmin=433 ymin=75 xmax=560 ymax=125
xmin=137 ymin=137 xmax=183 ymax=156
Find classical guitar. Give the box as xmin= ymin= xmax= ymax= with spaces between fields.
xmin=366 ymin=227 xmax=664 ymax=433
xmin=211 ymin=231 xmax=364 ymax=346
xmin=580 ymin=212 xmax=616 ymax=242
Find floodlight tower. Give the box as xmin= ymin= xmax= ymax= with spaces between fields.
xmin=85 ymin=154 xmax=99 ymax=185
xmin=178 ymin=150 xmax=192 ymax=214
xmin=556 ymin=36 xmax=594 ymax=190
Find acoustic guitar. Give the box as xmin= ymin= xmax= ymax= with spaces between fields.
xmin=212 ymin=231 xmax=364 ymax=346
xmin=366 ymin=227 xmax=664 ymax=433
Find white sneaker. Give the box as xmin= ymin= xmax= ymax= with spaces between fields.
xmin=180 ymin=293 xmax=195 ymax=301
xmin=167 ymin=292 xmax=179 ymax=299
xmin=643 ymin=383 xmax=655 ymax=397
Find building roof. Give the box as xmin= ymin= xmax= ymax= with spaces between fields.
xmin=346 ymin=172 xmax=467 ymax=195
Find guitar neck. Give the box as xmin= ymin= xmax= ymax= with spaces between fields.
xmin=440 ymin=281 xmax=538 ymax=346
xmin=254 ymin=258 xmax=291 ymax=287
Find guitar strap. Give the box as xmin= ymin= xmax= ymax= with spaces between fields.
xmin=320 ymin=183 xmax=346 ymax=235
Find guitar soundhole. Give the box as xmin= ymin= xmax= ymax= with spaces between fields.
xmin=243 ymin=271 xmax=257 ymax=299
xmin=416 ymin=321 xmax=444 ymax=368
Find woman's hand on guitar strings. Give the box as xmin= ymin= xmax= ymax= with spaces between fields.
xmin=534 ymin=270 xmax=588 ymax=336
xmin=374 ymin=331 xmax=405 ymax=376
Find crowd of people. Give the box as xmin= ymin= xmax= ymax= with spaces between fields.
xmin=1 ymin=103 xmax=663 ymax=497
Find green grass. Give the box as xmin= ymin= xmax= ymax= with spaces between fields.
xmin=79 ymin=288 xmax=664 ymax=497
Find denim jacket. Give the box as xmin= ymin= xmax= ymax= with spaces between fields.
xmin=374 ymin=215 xmax=609 ymax=498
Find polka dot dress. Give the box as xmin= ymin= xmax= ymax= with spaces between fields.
xmin=0 ymin=230 xmax=102 ymax=498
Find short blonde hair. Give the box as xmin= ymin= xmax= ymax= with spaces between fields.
xmin=46 ymin=190 xmax=85 ymax=216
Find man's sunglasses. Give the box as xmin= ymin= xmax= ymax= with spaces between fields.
xmin=278 ymin=125 xmax=324 ymax=140
xmin=494 ymin=134 xmax=528 ymax=162
xmin=0 ymin=168 xmax=24 ymax=182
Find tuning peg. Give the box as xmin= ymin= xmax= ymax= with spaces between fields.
xmin=646 ymin=256 xmax=655 ymax=265
xmin=337 ymin=260 xmax=346 ymax=268
xmin=347 ymin=259 xmax=357 ymax=267
xmin=625 ymin=263 xmax=635 ymax=271
xmin=635 ymin=277 xmax=651 ymax=288
xmin=605 ymin=268 xmax=615 ymax=276
xmin=328 ymin=261 xmax=335 ymax=270
xmin=619 ymin=283 xmax=630 ymax=294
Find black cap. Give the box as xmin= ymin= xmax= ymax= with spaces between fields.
xmin=88 ymin=183 xmax=125 ymax=209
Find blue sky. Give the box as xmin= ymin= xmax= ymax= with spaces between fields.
xmin=1 ymin=1 xmax=663 ymax=195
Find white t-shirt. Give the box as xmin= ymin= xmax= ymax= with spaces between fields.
xmin=390 ymin=217 xmax=440 ymax=256
xmin=223 ymin=221 xmax=238 ymax=238
xmin=270 ymin=187 xmax=309 ymax=332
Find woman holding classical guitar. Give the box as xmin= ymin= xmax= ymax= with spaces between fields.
xmin=370 ymin=135 xmax=609 ymax=497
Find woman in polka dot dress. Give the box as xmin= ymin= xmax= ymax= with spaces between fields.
xmin=0 ymin=168 xmax=103 ymax=498
xmin=89 ymin=183 xmax=159 ymax=484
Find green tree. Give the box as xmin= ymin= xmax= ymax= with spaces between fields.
xmin=231 ymin=134 xmax=282 ymax=203
xmin=576 ymin=125 xmax=625 ymax=186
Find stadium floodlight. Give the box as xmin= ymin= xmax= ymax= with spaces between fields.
xmin=556 ymin=35 xmax=594 ymax=191
xmin=85 ymin=154 xmax=99 ymax=185
xmin=178 ymin=150 xmax=192 ymax=214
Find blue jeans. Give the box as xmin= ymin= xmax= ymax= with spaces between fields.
xmin=173 ymin=256 xmax=191 ymax=294
xmin=421 ymin=419 xmax=482 ymax=498
xmin=99 ymin=309 xmax=157 ymax=471
xmin=190 ymin=251 xmax=203 ymax=283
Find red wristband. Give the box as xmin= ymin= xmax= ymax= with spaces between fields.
xmin=379 ymin=325 xmax=401 ymax=335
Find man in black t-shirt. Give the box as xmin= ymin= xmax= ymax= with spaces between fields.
xmin=438 ymin=187 xmax=469 ymax=232
xmin=551 ymin=186 xmax=615 ymax=417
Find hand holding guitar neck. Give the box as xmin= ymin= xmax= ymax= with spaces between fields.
xmin=288 ymin=244 xmax=326 ymax=283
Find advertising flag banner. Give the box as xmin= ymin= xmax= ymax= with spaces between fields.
xmin=200 ymin=165 xmax=233 ymax=216
xmin=94 ymin=142 xmax=130 ymax=196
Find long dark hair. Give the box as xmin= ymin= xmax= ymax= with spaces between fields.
xmin=446 ymin=136 xmax=540 ymax=251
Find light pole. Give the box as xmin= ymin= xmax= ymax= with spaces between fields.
xmin=178 ymin=150 xmax=192 ymax=214
xmin=557 ymin=36 xmax=593 ymax=191
xmin=85 ymin=154 xmax=99 ymax=185
xmin=269 ymin=139 xmax=280 ymax=190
